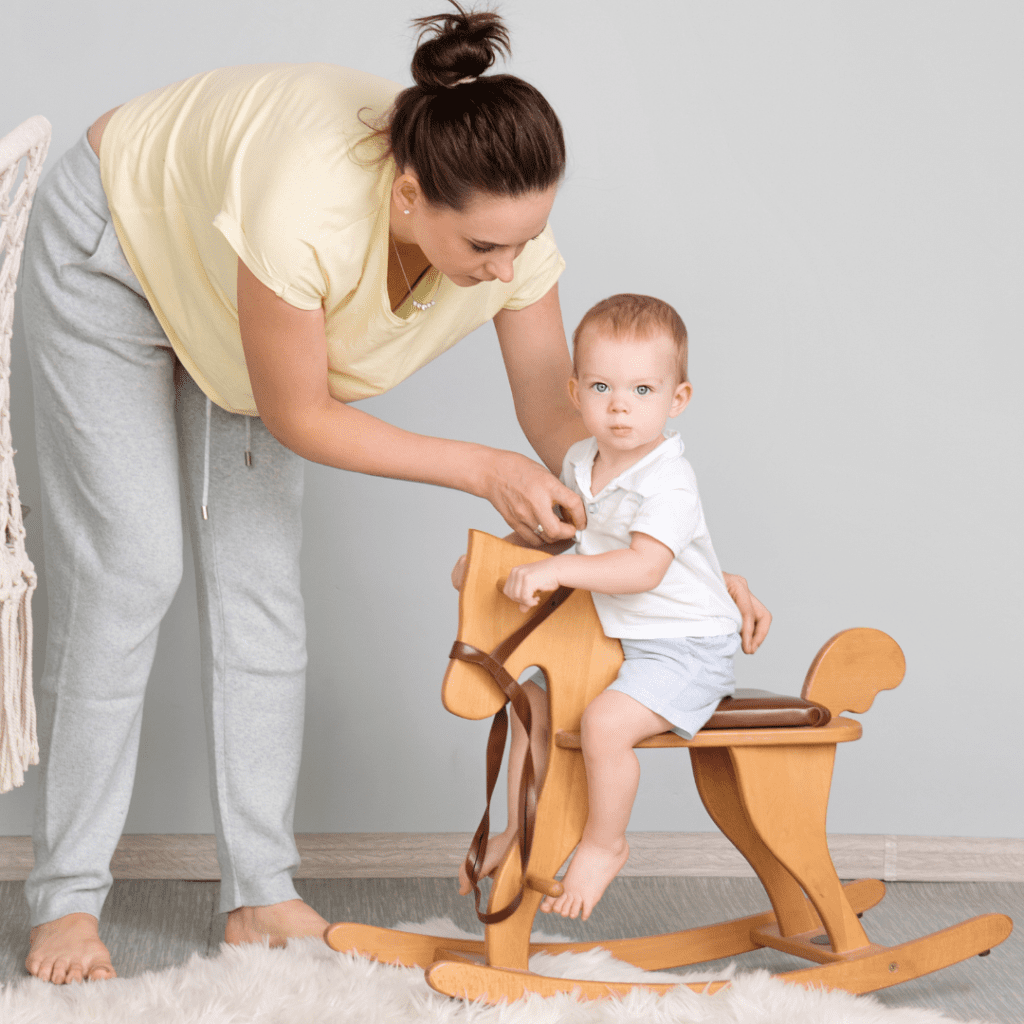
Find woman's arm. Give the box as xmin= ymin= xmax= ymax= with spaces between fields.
xmin=493 ymin=283 xmax=590 ymax=476
xmin=237 ymin=260 xmax=581 ymax=544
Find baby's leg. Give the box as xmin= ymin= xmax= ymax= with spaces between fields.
xmin=541 ymin=690 xmax=671 ymax=921
xmin=459 ymin=678 xmax=549 ymax=894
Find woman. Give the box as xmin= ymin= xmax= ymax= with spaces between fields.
xmin=22 ymin=4 xmax=770 ymax=984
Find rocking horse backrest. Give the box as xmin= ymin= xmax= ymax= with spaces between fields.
xmin=800 ymin=628 xmax=905 ymax=717
xmin=443 ymin=531 xmax=622 ymax=732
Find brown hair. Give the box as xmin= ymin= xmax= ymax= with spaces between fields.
xmin=572 ymin=294 xmax=689 ymax=382
xmin=378 ymin=2 xmax=566 ymax=210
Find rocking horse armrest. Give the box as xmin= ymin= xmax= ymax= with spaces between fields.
xmin=800 ymin=628 xmax=905 ymax=718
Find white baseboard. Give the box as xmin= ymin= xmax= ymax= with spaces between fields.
xmin=1 ymin=832 xmax=1019 ymax=883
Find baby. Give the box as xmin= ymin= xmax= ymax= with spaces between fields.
xmin=459 ymin=293 xmax=744 ymax=921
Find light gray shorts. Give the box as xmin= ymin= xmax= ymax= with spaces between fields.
xmin=608 ymin=633 xmax=742 ymax=739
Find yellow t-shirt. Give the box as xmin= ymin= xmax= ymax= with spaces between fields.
xmin=100 ymin=64 xmax=565 ymax=414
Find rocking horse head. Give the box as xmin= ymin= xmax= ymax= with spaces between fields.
xmin=442 ymin=530 xmax=622 ymax=732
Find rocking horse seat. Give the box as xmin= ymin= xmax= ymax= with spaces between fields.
xmin=555 ymin=687 xmax=835 ymax=751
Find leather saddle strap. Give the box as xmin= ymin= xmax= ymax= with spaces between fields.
xmin=449 ymin=585 xmax=573 ymax=924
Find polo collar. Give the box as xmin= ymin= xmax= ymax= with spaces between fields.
xmin=571 ymin=431 xmax=684 ymax=498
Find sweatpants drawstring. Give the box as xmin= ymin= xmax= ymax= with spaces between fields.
xmin=201 ymin=396 xmax=212 ymax=520
xmin=201 ymin=402 xmax=253 ymax=520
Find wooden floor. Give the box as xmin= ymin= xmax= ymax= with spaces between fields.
xmin=1 ymin=877 xmax=1020 ymax=1022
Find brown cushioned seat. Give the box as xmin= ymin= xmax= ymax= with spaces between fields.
xmin=702 ymin=688 xmax=831 ymax=729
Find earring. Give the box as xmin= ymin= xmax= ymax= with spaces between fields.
xmin=404 ymin=209 xmax=410 ymax=215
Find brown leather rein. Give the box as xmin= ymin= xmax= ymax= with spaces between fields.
xmin=449 ymin=585 xmax=574 ymax=924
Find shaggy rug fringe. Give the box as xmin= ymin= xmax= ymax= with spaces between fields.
xmin=0 ymin=919 xmax=993 ymax=1024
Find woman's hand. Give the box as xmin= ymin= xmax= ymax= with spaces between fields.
xmin=723 ymin=573 xmax=772 ymax=654
xmin=485 ymin=450 xmax=585 ymax=546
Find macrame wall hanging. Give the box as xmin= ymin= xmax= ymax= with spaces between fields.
xmin=0 ymin=115 xmax=50 ymax=793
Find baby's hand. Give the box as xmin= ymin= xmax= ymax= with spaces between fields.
xmin=503 ymin=561 xmax=562 ymax=612
xmin=451 ymin=554 xmax=468 ymax=591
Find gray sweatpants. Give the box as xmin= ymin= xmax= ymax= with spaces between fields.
xmin=21 ymin=134 xmax=308 ymax=923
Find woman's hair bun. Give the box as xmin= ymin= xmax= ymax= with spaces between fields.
xmin=410 ymin=2 xmax=511 ymax=91
xmin=379 ymin=0 xmax=564 ymax=209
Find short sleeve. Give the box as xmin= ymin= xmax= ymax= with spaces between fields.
xmin=212 ymin=129 xmax=366 ymax=311
xmin=502 ymin=224 xmax=566 ymax=311
xmin=212 ymin=221 xmax=324 ymax=312
xmin=629 ymin=489 xmax=701 ymax=556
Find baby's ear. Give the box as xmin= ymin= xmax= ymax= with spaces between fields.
xmin=567 ymin=376 xmax=581 ymax=409
xmin=671 ymin=380 xmax=693 ymax=416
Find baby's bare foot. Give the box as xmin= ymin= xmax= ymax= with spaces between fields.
xmin=458 ymin=828 xmax=518 ymax=895
xmin=26 ymin=913 xmax=116 ymax=984
xmin=539 ymin=838 xmax=629 ymax=921
xmin=224 ymin=899 xmax=329 ymax=947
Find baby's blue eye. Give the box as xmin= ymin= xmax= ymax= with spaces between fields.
xmin=635 ymin=385 xmax=651 ymax=395
xmin=593 ymin=382 xmax=609 ymax=392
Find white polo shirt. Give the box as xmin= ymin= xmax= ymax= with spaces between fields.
xmin=561 ymin=433 xmax=742 ymax=640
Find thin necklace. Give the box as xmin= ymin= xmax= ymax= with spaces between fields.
xmin=390 ymin=234 xmax=436 ymax=311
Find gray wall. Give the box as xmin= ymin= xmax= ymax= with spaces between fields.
xmin=1 ymin=2 xmax=1021 ymax=841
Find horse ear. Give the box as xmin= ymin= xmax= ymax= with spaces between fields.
xmin=801 ymin=628 xmax=905 ymax=717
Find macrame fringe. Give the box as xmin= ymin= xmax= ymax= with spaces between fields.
xmin=0 ymin=558 xmax=37 ymax=792
xmin=0 ymin=115 xmax=50 ymax=792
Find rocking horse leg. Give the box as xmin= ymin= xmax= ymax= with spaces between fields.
xmin=691 ymin=747 xmax=822 ymax=937
xmin=483 ymin=744 xmax=590 ymax=969
xmin=727 ymin=744 xmax=872 ymax=954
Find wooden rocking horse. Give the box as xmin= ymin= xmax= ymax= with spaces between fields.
xmin=326 ymin=529 xmax=1013 ymax=1003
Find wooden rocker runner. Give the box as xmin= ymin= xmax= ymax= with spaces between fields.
xmin=326 ymin=530 xmax=1013 ymax=1003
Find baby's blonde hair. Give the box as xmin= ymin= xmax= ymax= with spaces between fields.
xmin=572 ymin=293 xmax=688 ymax=382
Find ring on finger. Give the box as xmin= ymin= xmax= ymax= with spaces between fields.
xmin=534 ymin=524 xmax=545 ymax=536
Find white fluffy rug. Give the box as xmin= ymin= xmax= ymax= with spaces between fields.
xmin=0 ymin=918 xmax=991 ymax=1024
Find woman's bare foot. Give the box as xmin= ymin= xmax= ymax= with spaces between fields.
xmin=26 ymin=913 xmax=116 ymax=984
xmin=458 ymin=827 xmax=518 ymax=895
xmin=224 ymin=899 xmax=329 ymax=947
xmin=540 ymin=837 xmax=629 ymax=921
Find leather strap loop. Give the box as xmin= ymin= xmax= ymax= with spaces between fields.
xmin=450 ymin=586 xmax=573 ymax=924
